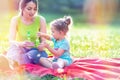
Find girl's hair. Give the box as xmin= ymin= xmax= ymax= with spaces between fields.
xmin=19 ymin=0 xmax=38 ymax=15
xmin=50 ymin=16 xmax=73 ymax=34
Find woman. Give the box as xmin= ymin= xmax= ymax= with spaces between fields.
xmin=7 ymin=0 xmax=48 ymax=65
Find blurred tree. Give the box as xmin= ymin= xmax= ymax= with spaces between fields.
xmin=8 ymin=0 xmax=19 ymax=12
xmin=104 ymin=0 xmax=119 ymax=23
xmin=39 ymin=0 xmax=84 ymax=13
xmin=116 ymin=0 xmax=120 ymax=12
xmin=83 ymin=0 xmax=119 ymax=25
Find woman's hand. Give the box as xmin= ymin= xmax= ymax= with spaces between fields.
xmin=21 ymin=41 xmax=34 ymax=49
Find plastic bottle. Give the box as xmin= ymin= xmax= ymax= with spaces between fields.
xmin=27 ymin=31 xmax=31 ymax=41
xmin=35 ymin=37 xmax=40 ymax=47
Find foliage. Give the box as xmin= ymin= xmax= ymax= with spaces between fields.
xmin=40 ymin=12 xmax=87 ymax=26
xmin=39 ymin=0 xmax=85 ymax=13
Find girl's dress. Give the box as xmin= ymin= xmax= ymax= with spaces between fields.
xmin=51 ymin=37 xmax=72 ymax=66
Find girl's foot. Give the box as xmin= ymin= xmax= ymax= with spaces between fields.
xmin=52 ymin=62 xmax=60 ymax=69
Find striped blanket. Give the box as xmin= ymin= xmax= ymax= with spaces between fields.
xmin=22 ymin=58 xmax=120 ymax=80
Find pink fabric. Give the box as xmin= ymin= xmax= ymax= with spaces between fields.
xmin=21 ymin=58 xmax=120 ymax=80
xmin=6 ymin=44 xmax=28 ymax=64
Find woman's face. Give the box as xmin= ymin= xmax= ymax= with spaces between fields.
xmin=22 ymin=1 xmax=37 ymax=18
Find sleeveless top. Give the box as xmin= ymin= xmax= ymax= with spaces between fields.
xmin=16 ymin=15 xmax=40 ymax=44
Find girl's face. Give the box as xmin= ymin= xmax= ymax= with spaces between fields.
xmin=22 ymin=1 xmax=37 ymax=19
xmin=51 ymin=26 xmax=61 ymax=40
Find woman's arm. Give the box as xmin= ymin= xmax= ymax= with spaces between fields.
xmin=9 ymin=16 xmax=34 ymax=48
xmin=38 ymin=16 xmax=52 ymax=40
xmin=39 ymin=16 xmax=47 ymax=42
xmin=9 ymin=16 xmax=18 ymax=44
xmin=9 ymin=16 xmax=23 ymax=46
xmin=38 ymin=16 xmax=49 ymax=51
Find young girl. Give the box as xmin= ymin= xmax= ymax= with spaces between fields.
xmin=37 ymin=16 xmax=73 ymax=69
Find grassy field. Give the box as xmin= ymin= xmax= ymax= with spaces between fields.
xmin=0 ymin=13 xmax=120 ymax=58
xmin=70 ymin=26 xmax=120 ymax=58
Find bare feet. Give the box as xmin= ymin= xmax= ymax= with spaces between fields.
xmin=52 ymin=62 xmax=60 ymax=69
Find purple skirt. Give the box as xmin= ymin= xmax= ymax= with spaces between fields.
xmin=7 ymin=44 xmax=48 ymax=65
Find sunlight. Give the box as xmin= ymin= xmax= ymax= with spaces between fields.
xmin=0 ymin=0 xmax=18 ymax=54
xmin=0 ymin=0 xmax=120 ymax=79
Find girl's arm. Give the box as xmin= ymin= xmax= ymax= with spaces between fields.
xmin=37 ymin=32 xmax=51 ymax=40
xmin=44 ymin=43 xmax=64 ymax=57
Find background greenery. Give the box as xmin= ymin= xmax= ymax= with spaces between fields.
xmin=1 ymin=12 xmax=120 ymax=58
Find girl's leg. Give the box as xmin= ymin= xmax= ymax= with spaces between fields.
xmin=52 ymin=58 xmax=67 ymax=69
xmin=7 ymin=43 xmax=27 ymax=65
xmin=39 ymin=57 xmax=52 ymax=68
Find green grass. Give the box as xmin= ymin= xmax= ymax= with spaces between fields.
xmin=0 ymin=13 xmax=120 ymax=58
xmin=69 ymin=26 xmax=120 ymax=58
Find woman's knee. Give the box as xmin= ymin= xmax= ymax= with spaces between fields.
xmin=27 ymin=50 xmax=38 ymax=59
xmin=0 ymin=55 xmax=12 ymax=71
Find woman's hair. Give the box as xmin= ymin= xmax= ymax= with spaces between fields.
xmin=50 ymin=16 xmax=73 ymax=34
xmin=19 ymin=0 xmax=38 ymax=15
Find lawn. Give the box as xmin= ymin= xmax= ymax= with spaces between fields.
xmin=0 ymin=12 xmax=120 ymax=58
xmin=69 ymin=26 xmax=120 ymax=58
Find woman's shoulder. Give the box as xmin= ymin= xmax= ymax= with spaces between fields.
xmin=11 ymin=15 xmax=20 ymax=23
xmin=10 ymin=16 xmax=21 ymax=26
xmin=35 ymin=15 xmax=46 ymax=22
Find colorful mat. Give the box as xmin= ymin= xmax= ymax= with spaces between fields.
xmin=21 ymin=58 xmax=120 ymax=80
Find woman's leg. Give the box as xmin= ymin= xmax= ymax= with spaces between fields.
xmin=39 ymin=57 xmax=52 ymax=68
xmin=0 ymin=55 xmax=12 ymax=71
xmin=7 ymin=43 xmax=27 ymax=65
xmin=27 ymin=49 xmax=48 ymax=64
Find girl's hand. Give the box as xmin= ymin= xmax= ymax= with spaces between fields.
xmin=37 ymin=32 xmax=44 ymax=37
xmin=38 ymin=42 xmax=45 ymax=51
xmin=37 ymin=32 xmax=51 ymax=40
xmin=42 ymin=42 xmax=49 ymax=48
xmin=38 ymin=41 xmax=49 ymax=51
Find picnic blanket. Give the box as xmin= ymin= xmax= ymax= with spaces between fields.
xmin=21 ymin=58 xmax=120 ymax=80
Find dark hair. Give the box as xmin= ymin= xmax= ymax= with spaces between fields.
xmin=50 ymin=16 xmax=72 ymax=34
xmin=19 ymin=0 xmax=38 ymax=14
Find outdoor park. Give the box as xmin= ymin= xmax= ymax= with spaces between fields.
xmin=0 ymin=0 xmax=120 ymax=80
